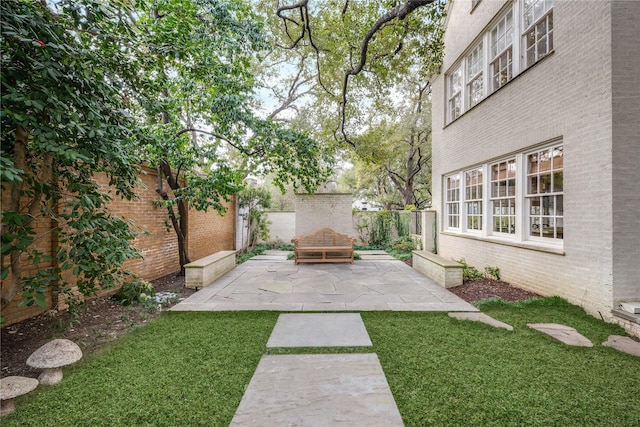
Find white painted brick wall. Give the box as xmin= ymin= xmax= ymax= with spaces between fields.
xmin=262 ymin=212 xmax=296 ymax=244
xmin=611 ymin=1 xmax=640 ymax=304
xmin=295 ymin=194 xmax=356 ymax=238
xmin=432 ymin=1 xmax=639 ymax=320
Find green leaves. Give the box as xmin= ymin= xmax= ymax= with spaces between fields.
xmin=1 ymin=0 xmax=141 ymax=310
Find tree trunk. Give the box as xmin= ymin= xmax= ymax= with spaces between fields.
xmin=156 ymin=161 xmax=191 ymax=275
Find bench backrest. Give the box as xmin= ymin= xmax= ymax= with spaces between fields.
xmin=292 ymin=228 xmax=355 ymax=248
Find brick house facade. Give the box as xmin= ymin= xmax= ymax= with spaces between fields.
xmin=431 ymin=0 xmax=639 ymax=330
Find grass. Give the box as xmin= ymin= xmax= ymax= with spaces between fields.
xmin=4 ymin=299 xmax=639 ymax=426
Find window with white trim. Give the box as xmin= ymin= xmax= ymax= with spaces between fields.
xmin=466 ymin=43 xmax=484 ymax=108
xmin=444 ymin=0 xmax=554 ymax=124
xmin=490 ymin=10 xmax=514 ymax=91
xmin=490 ymin=158 xmax=516 ymax=234
xmin=445 ymin=174 xmax=461 ymax=229
xmin=443 ymin=142 xmax=563 ymax=246
xmin=526 ymin=145 xmax=563 ymax=240
xmin=465 ymin=168 xmax=483 ymax=230
xmin=447 ymin=65 xmax=462 ymax=122
xmin=523 ymin=0 xmax=554 ymax=67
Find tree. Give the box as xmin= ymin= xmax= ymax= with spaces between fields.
xmin=272 ymin=0 xmax=445 ymax=146
xmin=237 ymin=187 xmax=272 ymax=252
xmin=1 ymin=0 xmax=141 ymax=310
xmin=351 ymin=79 xmax=433 ymax=209
xmin=126 ymin=0 xmax=332 ymax=272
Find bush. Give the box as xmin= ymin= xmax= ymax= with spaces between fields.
xmin=454 ymin=259 xmax=484 ymax=281
xmin=113 ymin=280 xmax=155 ymax=306
xmin=391 ymin=236 xmax=416 ymax=253
xmin=484 ymin=266 xmax=501 ymax=280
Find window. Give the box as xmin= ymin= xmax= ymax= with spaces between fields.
xmin=490 ymin=11 xmax=514 ymax=91
xmin=523 ymin=0 xmax=554 ymax=67
xmin=465 ymin=168 xmax=483 ymax=230
xmin=443 ymin=143 xmax=563 ymax=246
xmin=526 ymin=145 xmax=563 ymax=239
xmin=447 ymin=65 xmax=462 ymax=122
xmin=446 ymin=174 xmax=461 ymax=229
xmin=466 ymin=43 xmax=484 ymax=108
xmin=490 ymin=159 xmax=516 ymax=234
xmin=444 ymin=0 xmax=554 ymax=124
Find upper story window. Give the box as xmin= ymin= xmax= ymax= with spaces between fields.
xmin=447 ymin=64 xmax=462 ymax=122
xmin=445 ymin=0 xmax=554 ymax=125
xmin=523 ymin=0 xmax=554 ymax=67
xmin=466 ymin=43 xmax=484 ymax=108
xmin=490 ymin=11 xmax=514 ymax=91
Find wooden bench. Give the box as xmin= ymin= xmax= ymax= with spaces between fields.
xmin=412 ymin=250 xmax=463 ymax=288
xmin=291 ymin=228 xmax=356 ymax=265
xmin=185 ymin=250 xmax=236 ymax=289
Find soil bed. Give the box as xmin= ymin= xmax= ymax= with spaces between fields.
xmin=2 ymin=271 xmax=539 ymax=379
xmin=1 ymin=273 xmax=193 ymax=379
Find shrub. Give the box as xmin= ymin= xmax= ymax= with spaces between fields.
xmin=392 ymin=236 xmax=416 ymax=253
xmin=484 ymin=266 xmax=501 ymax=280
xmin=113 ymin=280 xmax=155 ymax=306
xmin=454 ymin=259 xmax=484 ymax=281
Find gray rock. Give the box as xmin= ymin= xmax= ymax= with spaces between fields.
xmin=602 ymin=335 xmax=640 ymax=357
xmin=449 ymin=312 xmax=514 ymax=330
xmin=527 ymin=323 xmax=593 ymax=347
xmin=26 ymin=339 xmax=83 ymax=385
xmin=0 ymin=376 xmax=39 ymax=416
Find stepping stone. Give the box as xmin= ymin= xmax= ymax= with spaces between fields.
xmin=230 ymin=354 xmax=403 ymax=426
xmin=449 ymin=312 xmax=513 ymax=330
xmin=250 ymin=255 xmax=289 ymax=261
xmin=620 ymin=302 xmax=640 ymax=314
xmin=359 ymin=254 xmax=397 ymax=260
xmin=602 ymin=335 xmax=640 ymax=357
xmin=267 ymin=313 xmax=372 ymax=347
xmin=527 ymin=323 xmax=593 ymax=347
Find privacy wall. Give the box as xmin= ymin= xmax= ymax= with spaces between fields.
xmin=1 ymin=166 xmax=235 ymax=326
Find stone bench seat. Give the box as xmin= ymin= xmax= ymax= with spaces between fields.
xmin=412 ymin=250 xmax=463 ymax=288
xmin=185 ymin=250 xmax=236 ymax=289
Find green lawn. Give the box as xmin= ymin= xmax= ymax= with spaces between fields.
xmin=4 ymin=300 xmax=639 ymax=426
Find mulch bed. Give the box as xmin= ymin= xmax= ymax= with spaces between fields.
xmin=1 ymin=270 xmax=539 ymax=379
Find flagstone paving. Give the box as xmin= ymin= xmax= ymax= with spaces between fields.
xmin=171 ymin=257 xmax=478 ymax=312
xmin=267 ymin=313 xmax=372 ymax=348
xmin=229 ymin=353 xmax=404 ymax=427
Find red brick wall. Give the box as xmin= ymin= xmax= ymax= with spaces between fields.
xmin=1 ymin=166 xmax=235 ymax=326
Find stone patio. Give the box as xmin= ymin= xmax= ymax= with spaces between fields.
xmin=171 ymin=255 xmax=478 ymax=312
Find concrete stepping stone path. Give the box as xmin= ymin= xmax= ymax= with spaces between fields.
xmin=527 ymin=323 xmax=593 ymax=347
xmin=267 ymin=313 xmax=372 ymax=348
xmin=229 ymin=354 xmax=404 ymax=427
xmin=448 ymin=312 xmax=514 ymax=331
xmin=602 ymin=335 xmax=640 ymax=357
xmin=231 ymin=313 xmax=401 ymax=426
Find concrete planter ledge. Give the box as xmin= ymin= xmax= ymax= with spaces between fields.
xmin=412 ymin=250 xmax=463 ymax=289
xmin=185 ymin=250 xmax=236 ymax=289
